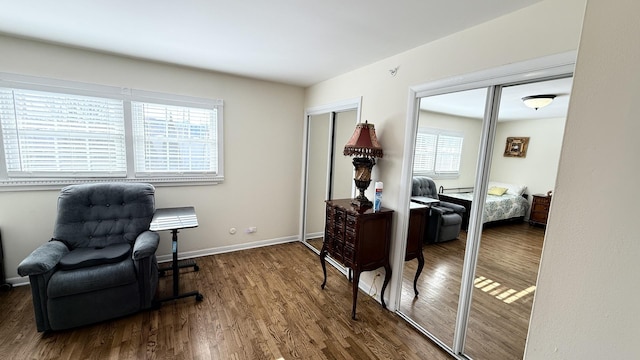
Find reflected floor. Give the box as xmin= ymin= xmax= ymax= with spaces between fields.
xmin=307 ymin=237 xmax=323 ymax=252
xmin=400 ymin=222 xmax=544 ymax=359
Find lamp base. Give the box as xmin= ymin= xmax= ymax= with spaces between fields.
xmin=351 ymin=158 xmax=375 ymax=209
xmin=351 ymin=197 xmax=373 ymax=209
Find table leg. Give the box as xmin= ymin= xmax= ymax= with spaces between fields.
xmin=320 ymin=243 xmax=328 ymax=289
xmin=380 ymin=264 xmax=391 ymax=309
xmin=171 ymin=229 xmax=179 ymax=296
xmin=351 ymin=268 xmax=361 ymax=320
xmin=414 ymin=251 xmax=424 ymax=297
xmin=158 ymin=229 xmax=204 ymax=303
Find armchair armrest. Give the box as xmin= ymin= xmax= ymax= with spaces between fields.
xmin=430 ymin=206 xmax=454 ymax=216
xmin=132 ymin=230 xmax=159 ymax=260
xmin=439 ymin=201 xmax=466 ymax=214
xmin=17 ymin=240 xmax=69 ymax=276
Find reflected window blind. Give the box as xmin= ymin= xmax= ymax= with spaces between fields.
xmin=0 ymin=88 xmax=126 ymax=177
xmin=132 ymin=102 xmax=218 ymax=175
xmin=435 ymin=134 xmax=463 ymax=173
xmin=413 ymin=132 xmax=437 ymax=173
xmin=413 ymin=128 xmax=463 ymax=175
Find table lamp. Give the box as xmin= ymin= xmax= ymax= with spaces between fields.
xmin=343 ymin=121 xmax=383 ymax=208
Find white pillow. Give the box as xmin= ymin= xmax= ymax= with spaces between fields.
xmin=488 ymin=181 xmax=526 ymax=196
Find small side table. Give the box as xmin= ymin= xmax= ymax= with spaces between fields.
xmin=410 ymin=196 xmax=440 ymax=207
xmin=150 ymin=206 xmax=203 ymax=303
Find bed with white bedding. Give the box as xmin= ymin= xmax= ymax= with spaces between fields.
xmin=438 ymin=182 xmax=530 ymax=229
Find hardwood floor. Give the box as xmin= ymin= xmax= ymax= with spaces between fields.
xmin=0 ymin=242 xmax=451 ymax=360
xmin=400 ymin=222 xmax=544 ymax=359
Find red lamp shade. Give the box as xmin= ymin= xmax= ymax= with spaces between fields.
xmin=343 ymin=121 xmax=383 ymax=158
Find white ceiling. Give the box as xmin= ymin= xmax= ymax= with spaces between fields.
xmin=420 ymin=76 xmax=573 ymax=121
xmin=0 ymin=0 xmax=542 ymax=87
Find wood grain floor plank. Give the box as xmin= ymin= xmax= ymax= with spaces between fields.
xmin=0 ymin=241 xmax=453 ymax=359
xmin=399 ymin=221 xmax=544 ymax=359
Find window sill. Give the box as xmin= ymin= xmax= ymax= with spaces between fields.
xmin=0 ymin=176 xmax=224 ymax=192
xmin=412 ymin=172 xmax=460 ymax=181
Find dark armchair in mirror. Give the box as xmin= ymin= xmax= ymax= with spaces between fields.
xmin=411 ymin=176 xmax=466 ymax=243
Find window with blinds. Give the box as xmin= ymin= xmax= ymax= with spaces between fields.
xmin=132 ymin=102 xmax=218 ymax=175
xmin=413 ymin=128 xmax=463 ymax=177
xmin=0 ymin=73 xmax=224 ymax=187
xmin=0 ymin=88 xmax=126 ymax=177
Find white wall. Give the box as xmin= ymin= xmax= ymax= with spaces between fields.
xmin=491 ymin=117 xmax=566 ymax=198
xmin=525 ymin=0 xmax=640 ymax=358
xmin=304 ymin=0 xmax=587 ymax=305
xmin=0 ymin=35 xmax=305 ymax=281
xmin=306 ymin=0 xmax=585 ymax=212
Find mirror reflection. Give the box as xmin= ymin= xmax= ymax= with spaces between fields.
xmin=304 ymin=113 xmax=332 ymax=252
xmin=303 ymin=110 xmax=356 ymax=253
xmin=399 ymin=77 xmax=571 ymax=359
xmin=400 ymin=88 xmax=487 ymax=347
xmin=464 ymin=78 xmax=570 ymax=360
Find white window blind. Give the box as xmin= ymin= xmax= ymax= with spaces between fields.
xmin=435 ymin=134 xmax=463 ymax=173
xmin=132 ymin=102 xmax=218 ymax=175
xmin=0 ymin=88 xmax=126 ymax=177
xmin=0 ymin=73 xmax=224 ymax=188
xmin=413 ymin=132 xmax=437 ymax=173
xmin=413 ymin=128 xmax=464 ymax=177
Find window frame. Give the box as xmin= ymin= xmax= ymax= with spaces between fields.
xmin=0 ymin=73 xmax=224 ymax=191
xmin=413 ymin=127 xmax=464 ymax=179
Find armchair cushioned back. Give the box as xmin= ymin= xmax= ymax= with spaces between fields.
xmin=412 ymin=176 xmax=439 ymax=199
xmin=17 ymin=182 xmax=160 ymax=332
xmin=54 ymin=182 xmax=155 ymax=249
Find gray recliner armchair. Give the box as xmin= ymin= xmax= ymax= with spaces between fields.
xmin=17 ymin=182 xmax=160 ymax=332
xmin=412 ymin=176 xmax=466 ymax=243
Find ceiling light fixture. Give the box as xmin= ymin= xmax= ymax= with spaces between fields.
xmin=522 ymin=94 xmax=556 ymax=110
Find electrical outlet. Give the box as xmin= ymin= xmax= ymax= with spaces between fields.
xmin=246 ymin=226 xmax=257 ymax=234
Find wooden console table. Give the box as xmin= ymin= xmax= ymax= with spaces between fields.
xmin=320 ymin=199 xmax=393 ymax=320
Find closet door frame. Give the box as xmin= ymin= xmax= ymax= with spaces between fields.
xmin=300 ymin=97 xmax=361 ymax=261
xmin=391 ymin=52 xmax=575 ymax=358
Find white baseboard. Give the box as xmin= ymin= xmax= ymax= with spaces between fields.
xmin=156 ymin=235 xmax=299 ymax=263
xmin=8 ymin=235 xmax=300 ymax=287
xmin=304 ymin=231 xmax=323 ymax=241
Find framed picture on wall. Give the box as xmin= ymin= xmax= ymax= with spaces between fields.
xmin=504 ymin=137 xmax=529 ymax=158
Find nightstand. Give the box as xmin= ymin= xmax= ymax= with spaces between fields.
xmin=529 ymin=194 xmax=551 ymax=227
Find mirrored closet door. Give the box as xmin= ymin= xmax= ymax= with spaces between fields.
xmin=302 ymin=101 xmax=359 ymax=254
xmin=399 ymin=87 xmax=487 ymax=347
xmin=396 ymin=68 xmax=572 ymax=359
xmin=464 ymin=77 xmax=571 ymax=360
